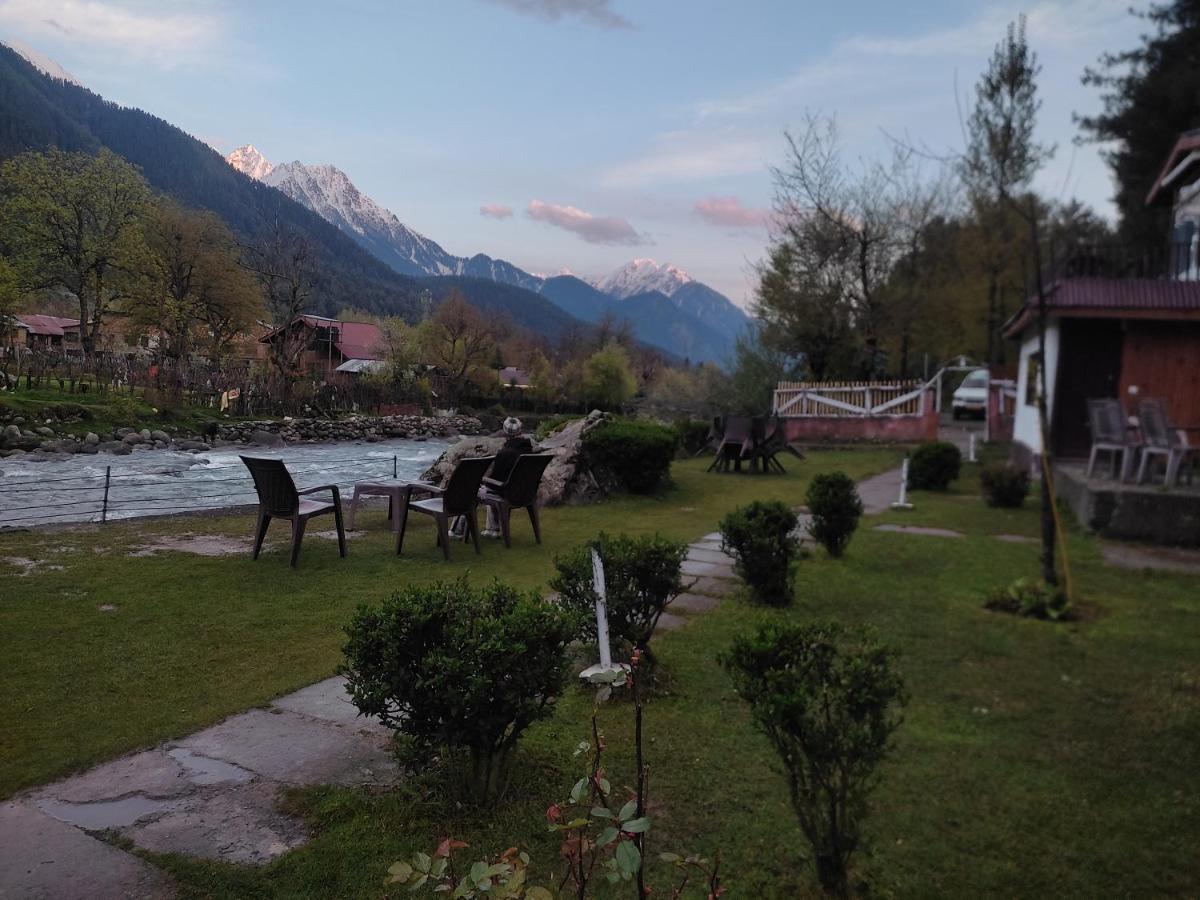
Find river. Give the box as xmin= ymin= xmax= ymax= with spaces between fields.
xmin=0 ymin=438 xmax=449 ymax=529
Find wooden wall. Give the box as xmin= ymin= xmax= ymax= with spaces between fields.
xmin=1119 ymin=321 xmax=1200 ymax=434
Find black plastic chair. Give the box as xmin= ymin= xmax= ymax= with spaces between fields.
xmin=480 ymin=453 xmax=554 ymax=547
xmin=708 ymin=416 xmax=754 ymax=472
xmin=240 ymin=456 xmax=346 ymax=567
xmin=397 ymin=456 xmax=495 ymax=560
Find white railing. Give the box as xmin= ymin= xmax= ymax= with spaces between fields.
xmin=773 ymin=380 xmax=927 ymax=418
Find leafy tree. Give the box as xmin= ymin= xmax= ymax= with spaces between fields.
xmin=525 ymin=348 xmax=555 ymax=404
xmin=582 ymin=342 xmax=637 ymax=410
xmin=242 ymin=223 xmax=318 ymax=377
xmin=1079 ymin=0 xmax=1200 ymax=252
xmin=0 ymin=149 xmax=154 ymax=356
xmin=722 ymin=622 xmax=906 ymax=897
xmin=724 ymin=324 xmax=803 ymax=414
xmin=0 ymin=256 xmax=19 ymax=343
xmin=138 ymin=201 xmax=261 ymax=362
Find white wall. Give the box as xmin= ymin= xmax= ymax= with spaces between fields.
xmin=1012 ymin=318 xmax=1061 ymax=456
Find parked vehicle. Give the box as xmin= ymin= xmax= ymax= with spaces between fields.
xmin=952 ymin=369 xmax=988 ymax=419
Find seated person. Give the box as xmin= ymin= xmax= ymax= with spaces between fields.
xmin=483 ymin=417 xmax=533 ymax=538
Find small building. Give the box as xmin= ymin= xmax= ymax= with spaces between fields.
xmin=258 ymin=315 xmax=384 ymax=377
xmin=9 ymin=314 xmax=82 ymax=353
xmin=498 ymin=366 xmax=530 ymax=389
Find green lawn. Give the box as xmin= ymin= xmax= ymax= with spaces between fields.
xmin=4 ymin=449 xmax=1199 ymax=898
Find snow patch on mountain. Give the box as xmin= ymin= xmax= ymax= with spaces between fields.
xmin=227 ymin=144 xmax=274 ymax=181
xmin=593 ymin=258 xmax=693 ymax=299
xmin=3 ymin=39 xmax=81 ymax=85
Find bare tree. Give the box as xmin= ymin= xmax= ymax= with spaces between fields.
xmin=242 ymin=223 xmax=318 ymax=378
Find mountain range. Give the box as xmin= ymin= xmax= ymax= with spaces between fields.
xmin=226 ymin=145 xmax=748 ymax=362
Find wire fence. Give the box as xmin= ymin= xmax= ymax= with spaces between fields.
xmin=0 ymin=446 xmax=441 ymax=529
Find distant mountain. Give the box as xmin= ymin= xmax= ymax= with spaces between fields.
xmin=1 ymin=40 xmax=80 ymax=86
xmin=540 ymin=275 xmax=736 ymax=364
xmin=223 ymin=146 xmax=748 ymax=362
xmin=0 ymin=45 xmax=425 ymax=321
xmin=227 ymin=145 xmax=543 ymax=289
xmin=593 ymin=258 xmax=692 ymax=299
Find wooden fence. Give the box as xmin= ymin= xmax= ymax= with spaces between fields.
xmin=773 ymin=380 xmax=927 ymax=418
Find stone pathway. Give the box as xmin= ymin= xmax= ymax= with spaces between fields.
xmin=1 ymin=465 xmax=907 ymax=897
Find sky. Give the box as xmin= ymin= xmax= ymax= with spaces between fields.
xmin=0 ymin=0 xmax=1149 ymax=307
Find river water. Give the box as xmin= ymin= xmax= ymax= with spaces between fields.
xmin=0 ymin=438 xmax=449 ymax=529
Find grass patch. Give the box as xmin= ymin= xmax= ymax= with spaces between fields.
xmin=6 ymin=448 xmax=1200 ymax=897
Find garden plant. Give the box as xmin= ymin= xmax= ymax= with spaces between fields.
xmin=719 ymin=499 xmax=801 ymax=606
xmin=907 ymin=441 xmax=962 ymax=491
xmin=805 ymin=471 xmax=864 ymax=558
xmin=341 ymin=578 xmax=579 ymax=804
xmin=722 ymin=621 xmax=906 ymax=897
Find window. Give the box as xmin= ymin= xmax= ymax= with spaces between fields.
xmin=1024 ymin=353 xmax=1041 ymax=407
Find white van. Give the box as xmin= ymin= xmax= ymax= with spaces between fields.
xmin=952 ymin=369 xmax=988 ymax=420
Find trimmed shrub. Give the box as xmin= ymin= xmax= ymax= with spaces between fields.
xmin=583 ymin=419 xmax=679 ymax=494
xmin=980 ymin=462 xmax=1031 ymax=508
xmin=341 ymin=578 xmax=579 ymax=803
xmin=722 ymin=621 xmax=906 ymax=897
xmin=984 ymin=578 xmax=1072 ymax=621
xmin=806 ymin=472 xmax=863 ymax=558
xmin=551 ymin=532 xmax=687 ymax=670
xmin=719 ymin=500 xmax=801 ymax=606
xmin=908 ymin=441 xmax=962 ymax=491
xmin=673 ymin=418 xmax=711 ymax=456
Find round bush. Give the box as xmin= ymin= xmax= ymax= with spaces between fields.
xmin=806 ymin=472 xmax=863 ymax=558
xmin=719 ymin=500 xmax=801 ymax=606
xmin=550 ymin=532 xmax=687 ymax=670
xmin=979 ymin=462 xmax=1031 ymax=508
xmin=908 ymin=441 xmax=962 ymax=491
xmin=583 ymin=419 xmax=679 ymax=493
xmin=341 ymin=579 xmax=579 ymax=803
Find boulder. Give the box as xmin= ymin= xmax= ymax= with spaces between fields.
xmin=139 ymin=429 xmax=152 ymax=442
xmin=150 ymin=429 xmax=171 ymax=443
xmin=175 ymin=440 xmax=210 ymax=452
xmin=84 ymin=432 xmax=100 ymax=445
xmin=2 ymin=424 xmax=20 ymax=440
xmin=77 ymin=443 xmax=99 ymax=455
xmin=122 ymin=432 xmax=144 ymax=445
xmin=99 ymin=441 xmax=134 ymax=455
xmin=421 ymin=410 xmax=613 ymax=507
xmin=35 ymin=426 xmax=55 ymax=437
xmin=251 ymin=429 xmax=285 ymax=448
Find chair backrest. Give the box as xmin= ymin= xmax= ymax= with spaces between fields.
xmin=443 ymin=456 xmax=495 ymax=516
xmin=761 ymin=416 xmax=784 ymax=447
xmin=499 ymin=454 xmax=555 ymax=507
xmin=240 ymin=456 xmax=299 ymax=516
xmin=1138 ymin=398 xmax=1173 ymax=449
xmin=1087 ymin=399 xmax=1123 ymax=444
xmin=723 ymin=416 xmax=752 ymax=443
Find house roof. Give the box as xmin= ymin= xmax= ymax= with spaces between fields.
xmin=16 ymin=314 xmax=80 ymax=336
xmin=335 ymin=357 xmax=388 ymax=374
xmin=1146 ymin=129 xmax=1200 ymax=205
xmin=259 ymin=315 xmax=384 ymax=360
xmin=1003 ymin=277 xmax=1200 ymax=337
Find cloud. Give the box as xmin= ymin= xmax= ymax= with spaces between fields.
xmin=693 ymin=196 xmax=770 ymax=229
xmin=481 ymin=0 xmax=632 ymax=30
xmin=0 ymin=0 xmax=222 ymax=66
xmin=526 ymin=199 xmax=646 ymax=245
xmin=479 ymin=203 xmax=514 ymax=219
xmin=600 ymin=129 xmax=772 ymax=187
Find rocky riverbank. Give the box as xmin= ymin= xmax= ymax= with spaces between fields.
xmin=0 ymin=413 xmax=483 ymax=459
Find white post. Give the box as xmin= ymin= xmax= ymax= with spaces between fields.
xmin=969 ymin=432 xmax=978 ymax=463
xmin=891 ymin=457 xmax=914 ymax=510
xmin=580 ymin=548 xmax=628 ymax=683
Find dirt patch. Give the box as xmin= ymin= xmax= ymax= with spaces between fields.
xmin=128 ymin=534 xmax=256 ymax=557
xmin=1 ymin=556 xmax=65 ymax=577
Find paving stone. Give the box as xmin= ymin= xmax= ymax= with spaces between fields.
xmin=271 ymin=676 xmax=389 ymax=734
xmin=700 ymin=532 xmax=722 ymax=542
xmin=873 ymin=524 xmax=964 ymax=538
xmin=672 ymin=592 xmax=721 ymax=613
xmin=688 ymin=576 xmax=735 ymax=597
xmin=36 ymin=749 xmax=193 ymax=803
xmin=36 ymin=795 xmax=177 ymax=831
xmin=856 ymin=469 xmax=906 ymax=515
xmin=686 ymin=547 xmax=734 ymax=565
xmin=123 ymin=780 xmax=306 ymax=866
xmin=175 ymin=708 xmax=398 ymax=786
xmin=993 ymin=533 xmax=1037 ymax=544
xmin=0 ymin=801 xmax=174 ymax=899
xmin=681 ymin=559 xmax=736 ymax=578
xmin=653 ymin=612 xmax=688 ymax=632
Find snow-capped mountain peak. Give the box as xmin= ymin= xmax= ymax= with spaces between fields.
xmin=227 ymin=144 xmax=274 ymax=181
xmin=594 ymin=258 xmax=693 ymax=299
xmin=3 ymin=39 xmax=81 ymax=86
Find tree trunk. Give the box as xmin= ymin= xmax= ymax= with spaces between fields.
xmin=815 ymin=854 xmax=848 ymax=898
xmin=1030 ymin=208 xmax=1058 ymax=587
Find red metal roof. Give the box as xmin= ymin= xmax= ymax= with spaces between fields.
xmin=1146 ymin=129 xmax=1200 ymax=205
xmin=1004 ymin=278 xmax=1200 ymax=337
xmin=17 ymin=315 xmax=80 ymax=336
xmin=333 ymin=320 xmax=383 ymax=361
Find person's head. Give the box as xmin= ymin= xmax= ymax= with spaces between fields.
xmin=503 ymin=416 xmax=523 ymax=437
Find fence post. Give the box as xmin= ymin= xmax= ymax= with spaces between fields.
xmin=101 ymin=465 xmax=111 ymax=524
xmin=393 ymin=454 xmax=398 ymax=479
